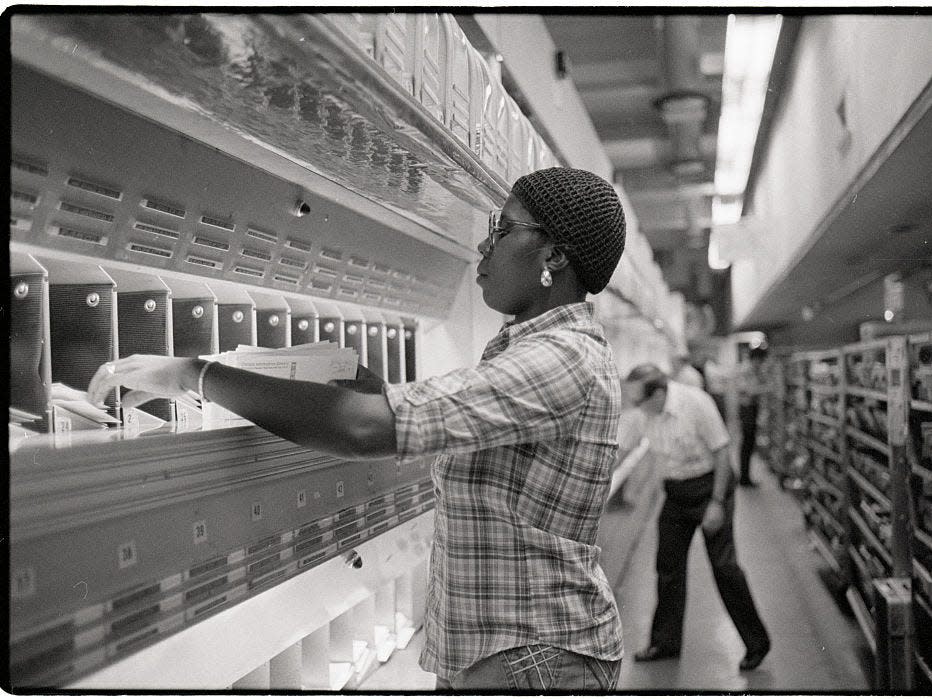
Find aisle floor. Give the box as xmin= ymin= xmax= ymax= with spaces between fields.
xmin=616 ymin=456 xmax=871 ymax=692
xmin=362 ymin=456 xmax=872 ymax=692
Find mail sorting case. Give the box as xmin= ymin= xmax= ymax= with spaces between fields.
xmin=5 ymin=12 xmax=518 ymax=689
xmin=7 ymin=71 xmax=439 ymax=687
xmin=7 ymin=11 xmax=527 ymax=688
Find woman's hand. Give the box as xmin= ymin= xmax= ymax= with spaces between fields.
xmin=87 ymin=355 xmax=201 ymax=410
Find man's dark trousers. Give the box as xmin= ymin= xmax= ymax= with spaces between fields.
xmin=649 ymin=471 xmax=769 ymax=654
xmin=738 ymin=403 xmax=759 ymax=484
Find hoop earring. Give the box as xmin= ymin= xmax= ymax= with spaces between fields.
xmin=540 ymin=268 xmax=553 ymax=287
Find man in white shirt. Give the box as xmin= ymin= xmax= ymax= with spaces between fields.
xmin=624 ymin=363 xmax=770 ymax=672
xmin=671 ymin=353 xmax=705 ymax=389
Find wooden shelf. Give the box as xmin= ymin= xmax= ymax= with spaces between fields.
xmin=808 ymin=411 xmax=840 ymax=427
xmin=847 ymin=427 xmax=891 ymax=456
xmin=913 ymin=463 xmax=932 ymax=483
xmin=845 ymin=586 xmax=877 ymax=655
xmin=808 ymin=383 xmax=839 ymax=395
xmin=810 ymin=497 xmax=846 ymax=538
xmin=846 ymin=385 xmax=888 ymax=401
xmin=914 ymin=527 xmax=932 ymax=557
xmin=915 ymin=587 xmax=932 ymax=624
xmin=808 ymin=440 xmax=842 ymax=463
xmin=809 ymin=467 xmax=845 ymax=499
xmin=844 ymin=337 xmax=890 ymax=353
xmin=848 ymin=468 xmax=892 ymax=510
xmin=911 ymin=398 xmax=932 ymax=413
xmin=914 ymin=557 xmax=932 ymax=602
xmin=808 ymin=528 xmax=844 ymax=575
xmin=915 ymin=648 xmax=932 ymax=685
xmin=848 ymin=506 xmax=893 ymax=568
xmin=848 ymin=544 xmax=872 ymax=582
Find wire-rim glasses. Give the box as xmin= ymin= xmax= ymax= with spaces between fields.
xmin=485 ymin=208 xmax=546 ymax=255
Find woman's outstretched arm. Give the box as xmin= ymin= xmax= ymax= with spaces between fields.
xmin=87 ymin=355 xmax=397 ymax=459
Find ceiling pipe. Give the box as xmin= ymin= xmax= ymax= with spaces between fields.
xmin=653 ymin=16 xmax=710 ymax=179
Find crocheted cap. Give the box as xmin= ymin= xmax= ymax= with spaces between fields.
xmin=510 ymin=167 xmax=626 ymax=294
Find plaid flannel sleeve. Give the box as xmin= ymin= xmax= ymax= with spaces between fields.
xmin=383 ymin=332 xmax=595 ymax=463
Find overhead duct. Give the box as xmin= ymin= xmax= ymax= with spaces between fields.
xmin=654 ymin=16 xmax=710 ymax=178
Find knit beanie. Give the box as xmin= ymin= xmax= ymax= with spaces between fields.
xmin=511 ymin=167 xmax=626 ymax=294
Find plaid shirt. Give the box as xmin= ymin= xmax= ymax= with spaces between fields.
xmin=384 ymin=302 xmax=624 ymax=679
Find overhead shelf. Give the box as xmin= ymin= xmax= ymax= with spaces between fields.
xmin=11 ymin=13 xmax=506 ymax=239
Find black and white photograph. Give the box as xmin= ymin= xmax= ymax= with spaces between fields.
xmin=6 ymin=4 xmax=932 ymax=693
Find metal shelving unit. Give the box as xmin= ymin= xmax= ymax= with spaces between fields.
xmin=768 ymin=335 xmax=926 ymax=689
xmin=907 ymin=332 xmax=932 ymax=689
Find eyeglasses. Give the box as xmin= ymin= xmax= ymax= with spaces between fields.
xmin=484 ymin=208 xmax=546 ymax=255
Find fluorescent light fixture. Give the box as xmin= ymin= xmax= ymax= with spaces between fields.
xmin=709 ymin=14 xmax=782 ymax=268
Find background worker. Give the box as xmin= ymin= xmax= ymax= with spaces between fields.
xmin=736 ymin=346 xmax=771 ymax=486
xmin=624 ymin=363 xmax=771 ymax=672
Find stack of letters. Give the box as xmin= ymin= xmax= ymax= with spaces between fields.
xmin=198 ymin=342 xmax=359 ymax=429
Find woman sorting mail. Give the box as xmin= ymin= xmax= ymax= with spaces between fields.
xmin=89 ymin=167 xmax=628 ymax=691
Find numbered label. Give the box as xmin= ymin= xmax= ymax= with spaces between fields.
xmin=11 ymin=567 xmax=36 ymax=598
xmin=251 ymin=502 xmax=263 ymax=521
xmin=297 ymin=490 xmax=307 ymax=508
xmin=336 ymin=481 xmax=345 ymax=499
xmin=117 ymin=541 xmax=138 ymax=569
xmin=193 ymin=520 xmax=208 ymax=544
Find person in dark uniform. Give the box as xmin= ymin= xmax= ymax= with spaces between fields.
xmin=624 ymin=363 xmax=771 ymax=672
xmin=737 ymin=346 xmax=770 ymax=486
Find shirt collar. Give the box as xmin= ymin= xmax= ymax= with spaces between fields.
xmin=661 ymin=380 xmax=686 ymax=418
xmin=486 ymin=302 xmax=596 ymax=355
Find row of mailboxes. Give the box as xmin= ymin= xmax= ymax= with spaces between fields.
xmin=10 ymin=251 xmax=418 ymax=434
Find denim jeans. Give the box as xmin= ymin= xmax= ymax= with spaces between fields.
xmin=434 ymin=644 xmax=621 ymax=691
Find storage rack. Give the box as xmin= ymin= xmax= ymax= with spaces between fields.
xmin=763 ymin=349 xmax=790 ymax=485
xmin=794 ymin=350 xmax=849 ymax=584
xmin=768 ymin=335 xmax=925 ymax=689
xmin=907 ymin=332 xmax=932 ymax=689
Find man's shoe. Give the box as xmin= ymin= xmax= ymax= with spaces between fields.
xmin=634 ymin=645 xmax=680 ymax=662
xmin=739 ymin=642 xmax=770 ymax=671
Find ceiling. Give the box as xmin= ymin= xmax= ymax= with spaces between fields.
xmin=738 ymin=92 xmax=932 ymax=339
xmin=543 ymin=14 xmax=729 ymax=307
xmin=542 ymin=14 xmax=931 ymax=345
